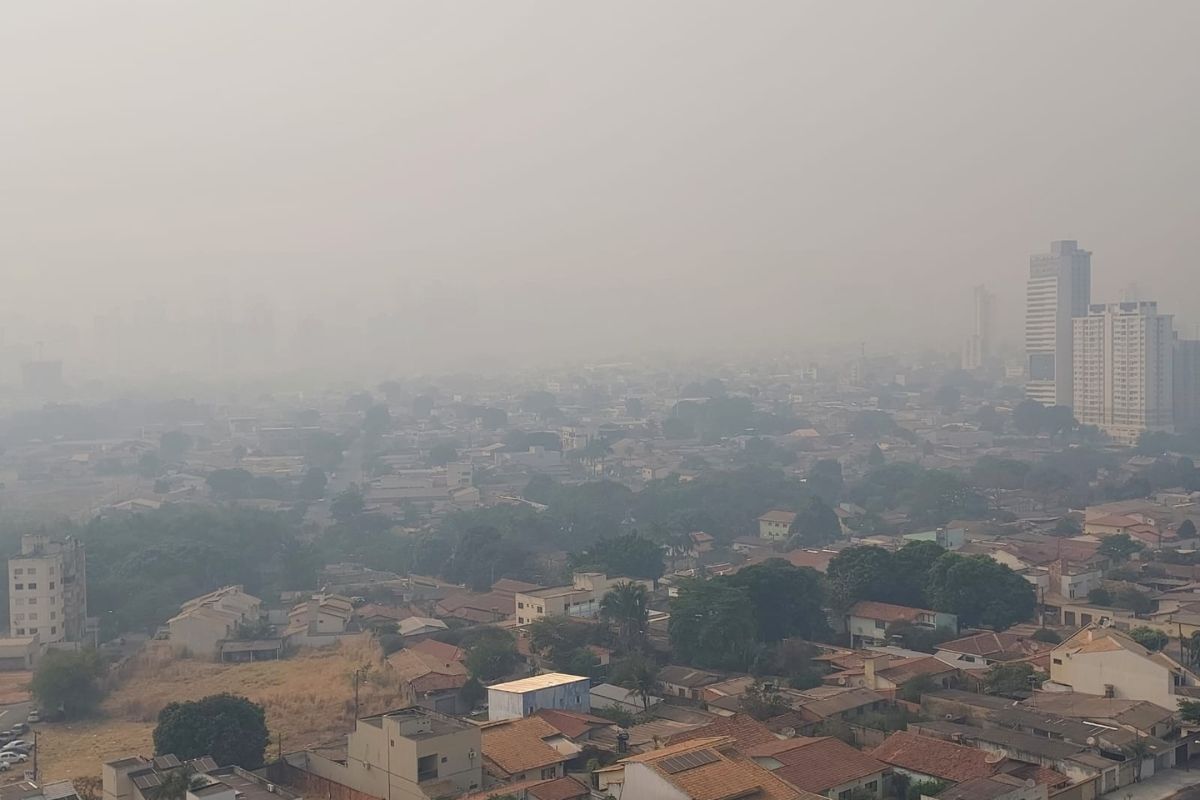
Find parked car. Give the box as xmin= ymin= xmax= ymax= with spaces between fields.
xmin=0 ymin=762 xmax=10 ymax=772
xmin=10 ymin=724 xmax=27 ymax=735
xmin=0 ymin=752 xmax=27 ymax=764
xmin=25 ymin=711 xmax=39 ymax=723
xmin=3 ymin=741 xmax=31 ymax=751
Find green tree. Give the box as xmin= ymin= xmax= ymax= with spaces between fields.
xmin=331 ymin=487 xmax=366 ymax=521
xmin=1088 ymin=587 xmax=1112 ymax=605
xmin=806 ymin=459 xmax=844 ymax=505
xmin=1099 ymin=534 xmax=1143 ymax=562
xmin=926 ymin=553 xmax=1035 ymax=629
xmin=463 ymin=629 xmax=519 ymax=681
xmin=573 ymin=532 xmax=664 ymax=581
xmin=909 ymin=470 xmax=988 ymax=525
xmin=1129 ymin=627 xmax=1169 ymax=651
xmin=149 ymin=767 xmax=204 ymax=800
xmin=600 ymin=582 xmax=650 ymax=651
xmin=868 ymin=444 xmax=886 ymax=467
xmin=892 ymin=541 xmax=946 ymax=607
xmin=726 ymin=559 xmax=829 ymax=642
xmin=610 ymin=654 xmax=660 ymax=712
xmin=669 ymin=579 xmax=757 ymax=670
xmin=907 ymin=780 xmax=946 ymax=800
xmin=427 ymin=443 xmax=459 ymax=467
xmin=1031 ymin=628 xmax=1061 ymax=644
xmin=826 ymin=546 xmax=895 ymax=612
xmin=363 ymin=404 xmax=392 ymax=437
xmin=741 ymin=679 xmax=790 ymax=721
xmin=787 ymin=495 xmax=842 ymax=547
xmin=298 ymin=468 xmax=328 ymax=501
xmin=31 ymin=649 xmax=104 ymax=719
xmin=1179 ymin=698 xmax=1200 ymax=725
xmin=153 ymin=693 xmax=269 ymax=769
xmin=206 ymin=468 xmax=254 ymax=500
xmin=984 ymin=662 xmax=1035 ymax=695
xmin=460 ymin=677 xmax=486 ymax=710
xmin=1180 ymin=519 xmax=1198 ymax=540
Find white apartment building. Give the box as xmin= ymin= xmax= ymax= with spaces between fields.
xmin=1026 ymin=241 xmax=1091 ymax=407
xmin=1073 ymin=301 xmax=1174 ymax=444
xmin=8 ymin=533 xmax=87 ymax=644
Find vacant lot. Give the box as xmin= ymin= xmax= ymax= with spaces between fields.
xmin=38 ymin=636 xmax=409 ymax=780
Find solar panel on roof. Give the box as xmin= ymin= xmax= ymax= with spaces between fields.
xmin=191 ymin=757 xmax=219 ymax=773
xmin=132 ymin=774 xmax=163 ymax=790
xmin=154 ymin=755 xmax=182 ymax=769
xmin=659 ymin=749 xmax=719 ymax=774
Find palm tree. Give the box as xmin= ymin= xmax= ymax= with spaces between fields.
xmin=1124 ymin=739 xmax=1151 ymax=782
xmin=600 ymin=582 xmax=649 ymax=650
xmin=613 ymin=655 xmax=660 ymax=713
xmin=151 ymin=767 xmax=205 ymax=800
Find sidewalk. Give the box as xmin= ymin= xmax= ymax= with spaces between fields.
xmin=1118 ymin=768 xmax=1200 ymax=800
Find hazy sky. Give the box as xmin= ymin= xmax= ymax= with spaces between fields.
xmin=3 ymin=2 xmax=1199 ymax=377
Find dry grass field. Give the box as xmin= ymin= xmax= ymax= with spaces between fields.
xmin=37 ymin=636 xmax=410 ymax=780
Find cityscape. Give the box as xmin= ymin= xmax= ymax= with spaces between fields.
xmin=3 ymin=5 xmax=1200 ymax=800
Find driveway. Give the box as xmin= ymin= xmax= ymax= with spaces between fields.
xmin=1121 ymin=768 xmax=1200 ymax=800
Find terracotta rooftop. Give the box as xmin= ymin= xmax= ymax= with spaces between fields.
xmin=847 ymin=601 xmax=939 ymax=623
xmin=527 ymin=777 xmax=590 ymax=800
xmin=532 ymin=708 xmax=615 ymax=740
xmin=763 ymin=737 xmax=888 ymax=795
xmin=872 ymin=731 xmax=1003 ymax=783
xmin=481 ymin=716 xmax=567 ymax=777
xmin=664 ymin=714 xmax=780 ymax=750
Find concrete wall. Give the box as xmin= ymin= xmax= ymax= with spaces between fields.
xmin=1050 ymin=647 xmax=1174 ymax=710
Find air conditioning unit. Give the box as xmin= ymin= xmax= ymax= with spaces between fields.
xmin=1104 ymin=684 xmax=1115 ymax=698
xmin=267 ymin=786 xmax=276 ymax=794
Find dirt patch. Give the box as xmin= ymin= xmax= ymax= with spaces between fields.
xmin=0 ymin=671 xmax=32 ymax=705
xmin=37 ymin=636 xmax=410 ymax=781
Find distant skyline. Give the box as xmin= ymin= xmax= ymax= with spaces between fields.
xmin=3 ymin=2 xmax=1199 ymax=380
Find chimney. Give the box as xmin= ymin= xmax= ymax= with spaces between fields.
xmin=863 ymin=654 xmax=888 ymax=689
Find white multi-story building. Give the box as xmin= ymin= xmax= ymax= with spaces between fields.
xmin=962 ymin=284 xmax=994 ymax=371
xmin=1026 ymin=240 xmax=1092 ymax=407
xmin=8 ymin=533 xmax=87 ymax=644
xmin=1073 ymin=301 xmax=1174 ymax=444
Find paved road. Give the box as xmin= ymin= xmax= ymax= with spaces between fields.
xmin=0 ymin=701 xmax=32 ymax=731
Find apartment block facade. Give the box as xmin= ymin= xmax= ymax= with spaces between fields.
xmin=1026 ymin=241 xmax=1091 ymax=407
xmin=8 ymin=533 xmax=87 ymax=644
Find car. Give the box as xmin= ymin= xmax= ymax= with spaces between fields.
xmin=0 ymin=762 xmax=10 ymax=772
xmin=10 ymin=724 xmax=27 ymax=735
xmin=25 ymin=711 xmax=39 ymax=723
xmin=3 ymin=741 xmax=30 ymax=751
xmin=0 ymin=753 xmax=27 ymax=764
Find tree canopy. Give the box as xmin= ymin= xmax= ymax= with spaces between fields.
xmin=153 ymin=694 xmax=269 ymax=769
xmin=668 ymin=578 xmax=758 ymax=670
xmin=32 ymin=648 xmax=104 ymax=719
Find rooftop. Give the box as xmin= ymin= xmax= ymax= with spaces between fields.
xmin=873 ymin=731 xmax=1003 ymax=783
xmin=489 ymin=672 xmax=589 ymax=693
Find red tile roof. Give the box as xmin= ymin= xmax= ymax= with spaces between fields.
xmin=664 ymin=714 xmax=780 ymax=750
xmin=527 ymin=777 xmax=590 ymax=800
xmin=765 ymin=737 xmax=888 ymax=794
xmin=408 ymin=638 xmax=464 ymax=663
xmin=872 ymin=732 xmax=1002 ymax=783
xmin=848 ymin=601 xmax=938 ymax=623
xmin=532 ymin=708 xmax=615 ymax=740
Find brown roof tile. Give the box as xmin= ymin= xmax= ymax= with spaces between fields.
xmin=665 ymin=714 xmax=780 ymax=750
xmin=872 ymin=732 xmax=1002 ymax=783
xmin=763 ymin=737 xmax=888 ymax=794
xmin=482 ymin=716 xmax=567 ymax=777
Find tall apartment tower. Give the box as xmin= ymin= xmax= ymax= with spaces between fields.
xmin=962 ymin=284 xmax=995 ymax=370
xmin=1072 ymin=301 xmax=1174 ymax=444
xmin=8 ymin=534 xmax=88 ymax=643
xmin=1026 ymin=241 xmax=1092 ymax=406
xmin=1175 ymin=337 xmax=1200 ymax=432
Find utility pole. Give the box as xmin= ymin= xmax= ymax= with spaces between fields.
xmin=32 ymin=730 xmax=37 ymax=783
xmin=353 ymin=669 xmax=361 ymax=721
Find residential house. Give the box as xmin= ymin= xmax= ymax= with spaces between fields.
xmin=658 ymin=665 xmax=722 ymax=701
xmin=388 ymin=648 xmax=471 ymax=714
xmin=935 ymin=632 xmax=1056 ymax=669
xmin=1048 ymin=625 xmax=1200 ymax=714
xmin=901 ymin=527 xmax=966 ymax=551
xmin=601 ymin=735 xmax=819 ymax=800
xmin=280 ymin=707 xmax=483 ymax=800
xmin=664 ymin=714 xmax=781 ymax=751
xmin=488 ymin=673 xmax=591 ymax=721
xmin=590 ymin=682 xmax=661 ymax=714
xmin=398 ymin=617 xmax=450 ymax=638
xmin=938 ymin=776 xmax=1048 ymax=800
xmin=285 ymin=593 xmax=354 ymax=637
xmin=531 ymin=708 xmax=617 ymax=744
xmin=167 ymin=586 xmax=262 ymax=660
xmin=858 ymin=653 xmax=959 ymax=698
xmin=0 ymin=636 xmax=40 ymax=671
xmin=748 ymin=737 xmax=889 ymax=800
xmin=872 ymin=731 xmax=1008 ymax=784
xmin=846 ymin=601 xmax=958 ymax=647
xmin=514 ymin=573 xmax=652 ymax=625
xmin=409 ymin=637 xmax=464 ymax=664
xmin=759 ymin=511 xmax=797 ymax=542
xmin=436 ymin=591 xmax=515 ymax=625
xmin=461 ymin=777 xmax=590 ymax=800
xmin=481 ymin=716 xmax=573 ymax=784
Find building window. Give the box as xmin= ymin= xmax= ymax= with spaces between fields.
xmin=50 ymin=627 xmax=56 ymax=635
xmin=840 ymin=792 xmax=852 ymax=800
xmin=49 ymin=582 xmax=55 ymax=589
xmin=13 ymin=584 xmax=21 ymax=591
xmin=417 ymin=754 xmax=439 ymax=782
xmin=536 ymin=606 xmax=543 ymax=613
xmin=28 ymin=614 xmax=37 ymax=621
xmin=1053 ymin=658 xmax=1063 ymax=665
xmin=26 ymin=569 xmax=35 ymax=576
xmin=866 ymin=782 xmax=878 ymax=792
xmin=28 ymin=628 xmax=37 ymax=634
xmin=27 ymin=583 xmax=36 ymax=590
xmin=50 ymin=612 xmax=56 ymax=620
xmin=14 ymin=629 xmax=23 ymax=636
xmin=541 ymin=767 xmax=557 ymax=780
xmin=517 ymin=602 xmax=524 ymax=609
xmin=12 ymin=569 xmax=21 ymax=576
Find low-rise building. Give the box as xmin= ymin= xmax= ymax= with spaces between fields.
xmin=104 ymin=754 xmax=299 ymax=800
xmin=481 ymin=716 xmax=572 ymax=783
xmin=657 ymin=665 xmax=722 ymax=701
xmin=758 ymin=511 xmax=797 ymax=542
xmin=846 ymin=601 xmax=958 ymax=648
xmin=488 ymin=673 xmax=591 ymax=721
xmin=1048 ymin=624 xmax=1200 ymax=711
xmin=279 ymin=707 xmax=483 ymax=800
xmin=166 ymin=586 xmax=262 ymax=660
xmin=389 ymin=648 xmax=471 ymax=714
xmin=748 ymin=736 xmax=889 ymax=800
xmin=514 ymin=573 xmax=651 ymax=625
xmin=934 ymin=632 xmax=1055 ymax=669
xmin=0 ymin=636 xmax=40 ymax=671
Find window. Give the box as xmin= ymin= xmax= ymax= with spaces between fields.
xmin=49 ymin=582 xmax=55 ymax=589
xmin=28 ymin=614 xmax=37 ymax=621
xmin=50 ymin=612 xmax=56 ymax=620
xmin=26 ymin=569 xmax=35 ymax=576
xmin=14 ymin=614 xmax=24 ymax=621
xmin=536 ymin=606 xmax=543 ymax=613
xmin=14 ymin=629 xmax=23 ymax=636
xmin=50 ymin=627 xmax=56 ymax=635
xmin=517 ymin=602 xmax=524 ymax=609
xmin=13 ymin=584 xmax=21 ymax=591
xmin=417 ymin=754 xmax=438 ymax=782
xmin=12 ymin=569 xmax=22 ymax=576
xmin=874 ymin=620 xmax=886 ymax=630
xmin=840 ymin=791 xmax=852 ymax=800
xmin=1053 ymin=658 xmax=1063 ymax=665
xmin=866 ymin=782 xmax=878 ymax=792
xmin=28 ymin=628 xmax=37 ymax=634
xmin=540 ymin=767 xmax=557 ymax=780
xmin=27 ymin=583 xmax=36 ymax=590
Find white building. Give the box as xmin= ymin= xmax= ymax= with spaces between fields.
xmin=1174 ymin=337 xmax=1200 ymax=433
xmin=8 ymin=533 xmax=87 ymax=644
xmin=1026 ymin=240 xmax=1091 ymax=407
xmin=167 ymin=585 xmax=262 ymax=659
xmin=1073 ymin=301 xmax=1174 ymax=444
xmin=487 ymin=672 xmax=590 ymax=721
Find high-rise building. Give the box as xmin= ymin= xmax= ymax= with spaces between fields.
xmin=962 ymin=284 xmax=995 ymax=371
xmin=1175 ymin=337 xmax=1200 ymax=433
xmin=8 ymin=533 xmax=88 ymax=644
xmin=1073 ymin=301 xmax=1174 ymax=444
xmin=1026 ymin=241 xmax=1092 ymax=406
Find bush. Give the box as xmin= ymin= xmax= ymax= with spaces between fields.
xmin=1031 ymin=628 xmax=1061 ymax=644
xmin=908 ymin=780 xmax=947 ymax=800
xmin=594 ymin=704 xmax=636 ymax=727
